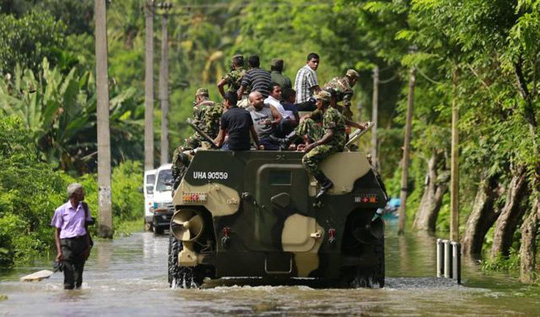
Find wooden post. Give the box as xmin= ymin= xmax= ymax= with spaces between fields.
xmin=159 ymin=5 xmax=171 ymax=165
xmin=144 ymin=0 xmax=155 ymax=171
xmin=450 ymin=66 xmax=459 ymax=241
xmin=371 ymin=66 xmax=379 ymax=171
xmin=398 ymin=67 xmax=416 ymax=235
xmin=95 ymin=0 xmax=113 ymax=238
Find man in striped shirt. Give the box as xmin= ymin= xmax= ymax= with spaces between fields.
xmin=237 ymin=55 xmax=272 ymax=100
xmin=294 ymin=52 xmax=321 ymax=110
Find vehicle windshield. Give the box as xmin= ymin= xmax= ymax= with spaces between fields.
xmin=155 ymin=169 xmax=173 ymax=192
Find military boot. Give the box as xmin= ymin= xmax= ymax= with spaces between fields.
xmin=315 ymin=173 xmax=334 ymax=199
xmin=269 ymin=135 xmax=289 ymax=149
xmin=270 ymin=131 xmax=299 ymax=150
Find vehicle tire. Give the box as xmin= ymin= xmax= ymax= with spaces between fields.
xmin=168 ymin=233 xmax=204 ymax=289
xmin=144 ymin=221 xmax=153 ymax=232
xmin=348 ymin=235 xmax=385 ymax=288
xmin=154 ymin=226 xmax=164 ymax=235
xmin=372 ymin=235 xmax=385 ymax=287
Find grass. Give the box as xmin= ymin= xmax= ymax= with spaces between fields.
xmin=113 ymin=219 xmax=144 ymax=238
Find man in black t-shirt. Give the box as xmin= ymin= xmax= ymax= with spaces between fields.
xmin=215 ymin=92 xmax=260 ymax=151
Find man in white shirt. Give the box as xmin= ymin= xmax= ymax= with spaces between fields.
xmin=265 ymin=83 xmax=298 ymax=137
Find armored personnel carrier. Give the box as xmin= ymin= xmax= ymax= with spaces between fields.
xmin=168 ymin=124 xmax=388 ymax=288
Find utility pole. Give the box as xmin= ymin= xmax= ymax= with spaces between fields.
xmin=159 ymin=2 xmax=172 ymax=165
xmin=94 ymin=0 xmax=113 ymax=238
xmin=398 ymin=67 xmax=416 ymax=235
xmin=144 ymin=0 xmax=155 ymax=171
xmin=450 ymin=66 xmax=459 ymax=241
xmin=371 ymin=66 xmax=379 ymax=171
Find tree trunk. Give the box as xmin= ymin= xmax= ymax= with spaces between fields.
xmin=371 ymin=66 xmax=379 ymax=172
xmin=398 ymin=67 xmax=415 ymax=235
xmin=461 ymin=173 xmax=501 ymax=256
xmin=490 ymin=166 xmax=529 ymax=259
xmin=519 ymin=198 xmax=539 ymax=283
xmin=450 ymin=66 xmax=459 ymax=241
xmin=413 ymin=150 xmax=449 ymax=232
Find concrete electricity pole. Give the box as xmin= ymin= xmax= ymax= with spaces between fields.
xmin=94 ymin=0 xmax=113 ymax=238
xmin=398 ymin=67 xmax=416 ymax=235
xmin=144 ymin=0 xmax=155 ymax=171
xmin=159 ymin=2 xmax=172 ymax=165
xmin=371 ymin=66 xmax=379 ymax=172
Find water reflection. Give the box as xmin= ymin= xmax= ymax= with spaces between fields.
xmin=0 ymin=227 xmax=539 ymax=316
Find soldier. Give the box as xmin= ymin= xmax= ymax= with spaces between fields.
xmin=190 ymin=88 xmax=223 ymax=145
xmin=217 ymin=55 xmax=246 ymax=99
xmin=326 ymin=88 xmax=367 ymax=136
xmin=270 ymin=58 xmax=292 ymax=90
xmin=172 ymin=88 xmax=222 ymax=188
xmin=302 ymin=90 xmax=346 ymax=198
xmin=323 ymin=69 xmax=360 ymax=120
xmin=294 ymin=110 xmax=323 ymax=150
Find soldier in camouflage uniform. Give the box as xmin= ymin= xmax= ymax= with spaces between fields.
xmin=323 ymin=69 xmax=360 ymax=121
xmin=172 ymin=88 xmax=223 ymax=189
xmin=295 ymin=110 xmax=323 ymax=147
xmin=302 ymin=90 xmax=346 ymax=198
xmin=217 ymin=55 xmax=246 ymax=100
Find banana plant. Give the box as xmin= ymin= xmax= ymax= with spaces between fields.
xmin=0 ymin=58 xmax=143 ymax=173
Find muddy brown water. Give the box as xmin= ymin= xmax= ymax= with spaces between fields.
xmin=1 ymin=220 xmax=539 ymax=316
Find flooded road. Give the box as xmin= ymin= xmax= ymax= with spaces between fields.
xmin=1 ymin=221 xmax=539 ymax=316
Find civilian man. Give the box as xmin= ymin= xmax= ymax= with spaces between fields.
xmin=215 ymin=92 xmax=260 ymax=151
xmin=51 ymin=183 xmax=93 ymax=290
xmin=294 ymin=52 xmax=321 ymax=111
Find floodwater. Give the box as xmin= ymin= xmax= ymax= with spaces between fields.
xmin=1 ymin=220 xmax=539 ymax=316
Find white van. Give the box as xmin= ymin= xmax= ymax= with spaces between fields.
xmin=151 ymin=163 xmax=174 ymax=234
xmin=143 ymin=169 xmax=156 ymax=231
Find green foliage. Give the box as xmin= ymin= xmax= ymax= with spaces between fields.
xmin=481 ymin=248 xmax=521 ymax=273
xmin=0 ymin=116 xmax=144 ymax=267
xmin=111 ymin=160 xmax=144 ymax=222
xmin=0 ymin=10 xmax=66 ymax=74
xmin=0 ymin=59 xmax=144 ymax=173
xmin=0 ymin=116 xmax=68 ymax=267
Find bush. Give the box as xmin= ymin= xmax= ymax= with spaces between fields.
xmin=0 ymin=116 xmax=145 ymax=267
xmin=112 ymin=160 xmax=144 ymax=222
xmin=0 ymin=117 xmax=69 ymax=267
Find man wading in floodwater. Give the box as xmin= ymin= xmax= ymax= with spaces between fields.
xmin=51 ymin=183 xmax=93 ymax=290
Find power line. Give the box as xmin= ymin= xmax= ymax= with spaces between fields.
xmin=151 ymin=1 xmax=332 ymax=15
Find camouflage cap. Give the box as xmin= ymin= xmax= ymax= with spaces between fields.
xmin=195 ymin=88 xmax=209 ymax=96
xmin=232 ymin=54 xmax=244 ymax=65
xmin=346 ymin=69 xmax=360 ymax=79
xmin=314 ymin=90 xmax=331 ymax=102
xmin=270 ymin=58 xmax=284 ymax=68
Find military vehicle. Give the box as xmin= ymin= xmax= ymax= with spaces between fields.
xmin=167 ymin=122 xmax=388 ymax=288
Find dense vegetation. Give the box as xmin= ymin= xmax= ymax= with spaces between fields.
xmin=0 ymin=0 xmax=538 ymax=281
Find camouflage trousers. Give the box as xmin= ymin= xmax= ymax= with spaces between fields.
xmin=295 ymin=118 xmax=323 ymax=143
xmin=172 ymin=144 xmax=193 ymax=188
xmin=302 ymin=144 xmax=340 ymax=179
